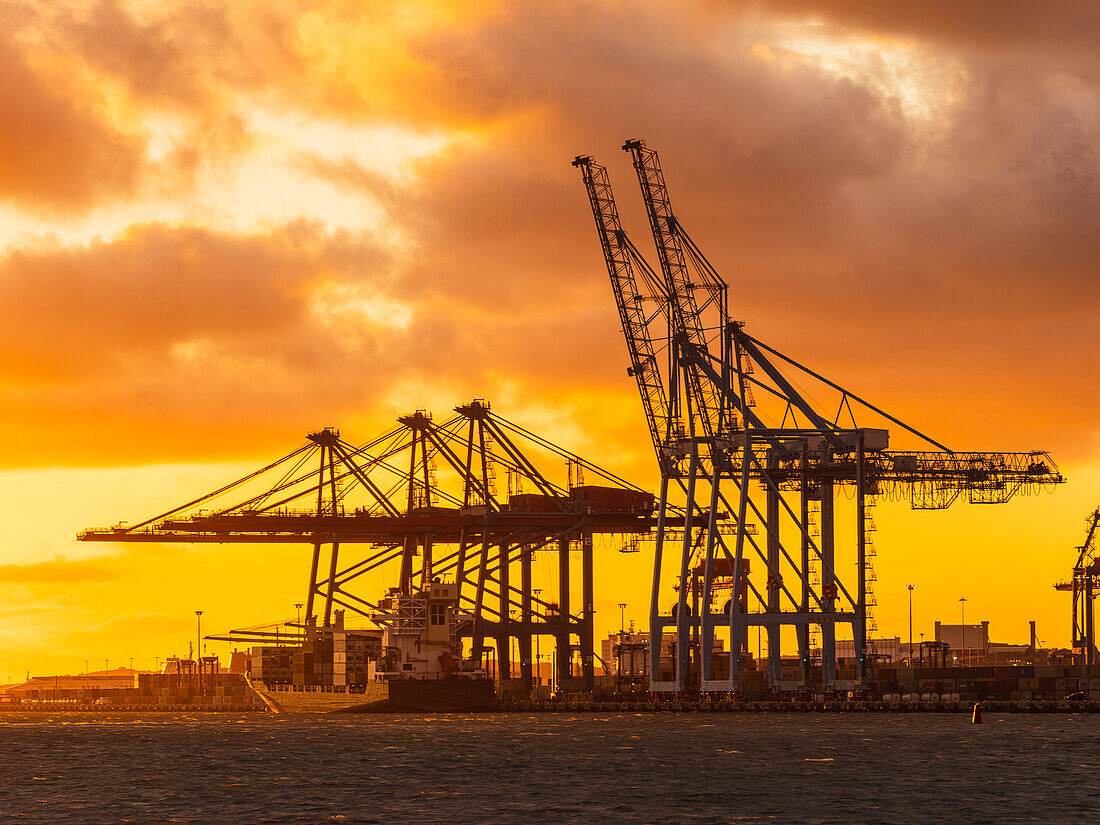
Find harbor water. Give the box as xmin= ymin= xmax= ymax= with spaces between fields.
xmin=3 ymin=712 xmax=1099 ymax=823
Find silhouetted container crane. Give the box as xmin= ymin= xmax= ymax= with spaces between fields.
xmin=80 ymin=400 xmax=677 ymax=693
xmin=574 ymin=141 xmax=1065 ymax=694
xmin=1054 ymin=508 xmax=1100 ymax=665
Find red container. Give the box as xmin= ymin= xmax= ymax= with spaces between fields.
xmin=508 ymin=494 xmax=559 ymax=513
xmin=570 ymin=486 xmax=655 ymax=514
xmin=709 ymin=557 xmax=751 ymax=577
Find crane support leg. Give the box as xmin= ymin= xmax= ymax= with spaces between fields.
xmin=305 ymin=542 xmax=322 ymax=623
xmin=557 ymin=537 xmax=571 ymax=686
xmin=728 ymin=434 xmax=753 ymax=692
xmin=420 ymin=532 xmax=433 ymax=591
xmin=582 ymin=532 xmax=595 ymax=691
xmin=521 ymin=544 xmax=533 ymax=689
xmin=675 ymin=446 xmax=701 ymax=691
xmin=1089 ymin=576 xmax=1096 ymax=667
xmin=699 ymin=460 xmax=722 ymax=689
xmin=649 ymin=477 xmax=670 ymax=691
xmin=471 ymin=536 xmax=490 ymax=660
xmin=498 ymin=540 xmax=511 ymax=682
xmin=821 ymin=475 xmax=837 ymax=686
xmin=797 ymin=445 xmax=811 ymax=683
xmin=455 ymin=528 xmax=468 ymax=604
xmin=399 ymin=536 xmax=415 ymax=595
xmin=323 ymin=540 xmax=340 ymax=627
xmin=855 ymin=438 xmax=867 ymax=682
xmin=766 ymin=480 xmax=781 ymax=688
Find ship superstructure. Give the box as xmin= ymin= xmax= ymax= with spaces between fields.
xmin=374 ymin=581 xmax=480 ymax=678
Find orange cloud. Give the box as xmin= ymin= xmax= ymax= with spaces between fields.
xmin=750 ymin=1 xmax=1100 ymax=60
xmin=0 ymin=220 xmax=404 ymax=464
xmin=0 ymin=31 xmax=141 ymax=213
xmin=0 ymin=554 xmax=124 ymax=584
xmin=0 ymin=0 xmax=1094 ymax=473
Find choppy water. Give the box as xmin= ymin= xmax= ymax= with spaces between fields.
xmin=2 ymin=712 xmax=1099 ymax=824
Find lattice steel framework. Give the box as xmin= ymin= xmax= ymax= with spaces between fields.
xmin=1055 ymin=508 xmax=1100 ymax=665
xmin=80 ymin=401 xmax=666 ymax=691
xmin=574 ymin=141 xmax=1065 ymax=693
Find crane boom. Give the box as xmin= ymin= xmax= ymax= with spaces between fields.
xmin=623 ymin=139 xmax=728 ymax=442
xmin=1076 ymin=509 xmax=1100 ymax=570
xmin=573 ymin=155 xmax=674 ymax=471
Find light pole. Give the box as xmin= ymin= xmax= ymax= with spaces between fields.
xmin=195 ymin=610 xmax=204 ymax=694
xmin=509 ymin=610 xmax=517 ymax=680
xmin=295 ymin=603 xmax=303 ymax=627
xmin=906 ymin=586 xmax=915 ymax=666
xmin=959 ymin=597 xmax=967 ymax=667
xmin=533 ymin=589 xmax=543 ymax=684
xmin=617 ymin=602 xmax=629 ymax=682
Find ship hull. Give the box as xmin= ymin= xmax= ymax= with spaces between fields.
xmin=339 ymin=676 xmax=496 ymax=713
xmin=249 ymin=676 xmax=494 ymax=714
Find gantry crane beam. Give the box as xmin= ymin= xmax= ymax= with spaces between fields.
xmin=80 ymin=512 xmax=659 ymax=542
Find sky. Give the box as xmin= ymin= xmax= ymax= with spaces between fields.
xmin=1 ymin=0 xmax=1098 ymax=680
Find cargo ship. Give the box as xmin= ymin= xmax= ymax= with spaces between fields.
xmin=247 ymin=580 xmax=495 ymax=713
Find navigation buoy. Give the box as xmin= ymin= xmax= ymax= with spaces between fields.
xmin=971 ymin=702 xmax=982 ymax=724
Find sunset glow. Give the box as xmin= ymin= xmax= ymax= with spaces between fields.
xmin=1 ymin=0 xmax=1097 ymax=681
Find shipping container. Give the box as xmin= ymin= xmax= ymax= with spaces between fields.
xmin=569 ymin=486 xmax=655 ymax=514
xmin=507 ymin=494 xmax=560 ymax=513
